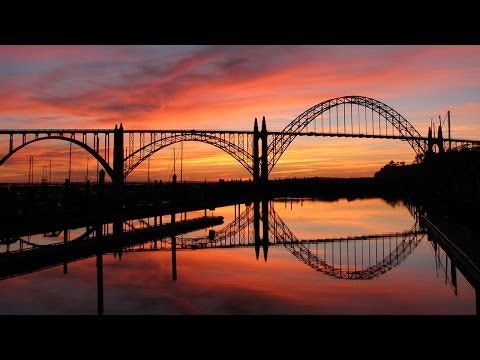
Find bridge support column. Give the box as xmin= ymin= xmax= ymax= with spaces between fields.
xmin=261 ymin=116 xmax=268 ymax=184
xmin=113 ymin=123 xmax=124 ymax=185
xmin=253 ymin=118 xmax=260 ymax=184
xmin=426 ymin=125 xmax=445 ymax=156
xmin=97 ymin=169 xmax=105 ymax=218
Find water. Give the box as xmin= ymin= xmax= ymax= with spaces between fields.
xmin=0 ymin=197 xmax=476 ymax=315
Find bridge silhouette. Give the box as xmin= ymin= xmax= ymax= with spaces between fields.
xmin=0 ymin=198 xmax=425 ymax=281
xmin=123 ymin=200 xmax=426 ymax=280
xmin=1 ymin=95 xmax=479 ymax=184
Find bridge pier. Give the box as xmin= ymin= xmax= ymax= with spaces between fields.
xmin=253 ymin=118 xmax=260 ymax=184
xmin=111 ymin=123 xmax=124 ymax=210
xmin=113 ymin=123 xmax=124 ymax=186
xmin=253 ymin=117 xmax=269 ymax=185
xmin=261 ymin=117 xmax=268 ymax=184
xmin=97 ymin=169 xmax=105 ymax=218
xmin=426 ymin=125 xmax=445 ymax=156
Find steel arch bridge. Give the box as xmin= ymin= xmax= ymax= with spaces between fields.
xmin=1 ymin=95 xmax=479 ymax=183
xmin=124 ymin=95 xmax=433 ymax=181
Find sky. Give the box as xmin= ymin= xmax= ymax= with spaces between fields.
xmin=0 ymin=45 xmax=480 ymax=183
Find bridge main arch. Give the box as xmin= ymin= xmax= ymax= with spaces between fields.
xmin=267 ymin=95 xmax=427 ymax=174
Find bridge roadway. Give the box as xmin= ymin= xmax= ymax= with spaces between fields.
xmin=2 ymin=129 xmax=478 ymax=147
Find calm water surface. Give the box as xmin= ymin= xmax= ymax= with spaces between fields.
xmin=0 ymin=198 xmax=476 ymax=315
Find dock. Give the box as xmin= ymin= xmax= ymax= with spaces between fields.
xmin=420 ymin=214 xmax=480 ymax=291
xmin=0 ymin=215 xmax=224 ymax=280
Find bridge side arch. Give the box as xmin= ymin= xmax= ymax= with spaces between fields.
xmin=268 ymin=95 xmax=426 ymax=173
xmin=124 ymin=133 xmax=254 ymax=179
xmin=0 ymin=136 xmax=115 ymax=181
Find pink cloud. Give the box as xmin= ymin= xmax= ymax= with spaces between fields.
xmin=0 ymin=45 xmax=480 ymax=181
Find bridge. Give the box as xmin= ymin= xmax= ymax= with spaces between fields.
xmin=1 ymin=95 xmax=479 ymax=184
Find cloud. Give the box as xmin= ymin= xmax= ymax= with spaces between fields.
xmin=1 ymin=45 xmax=480 ymax=181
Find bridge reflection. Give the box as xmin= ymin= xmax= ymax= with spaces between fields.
xmin=1 ymin=197 xmax=478 ymax=314
xmin=118 ymin=199 xmax=425 ymax=281
xmin=0 ymin=198 xmax=437 ymax=282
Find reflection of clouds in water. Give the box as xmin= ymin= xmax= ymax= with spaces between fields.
xmin=98 ymin=250 xmax=310 ymax=315
xmin=185 ymin=198 xmax=415 ymax=241
xmin=0 ymin=242 xmax=474 ymax=315
xmin=0 ymin=259 xmax=98 ymax=315
xmin=273 ymin=198 xmax=414 ymax=238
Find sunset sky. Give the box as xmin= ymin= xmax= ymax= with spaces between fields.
xmin=1 ymin=45 xmax=480 ymax=183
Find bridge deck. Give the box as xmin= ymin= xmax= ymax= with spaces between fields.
xmin=1 ymin=128 xmax=479 ymax=145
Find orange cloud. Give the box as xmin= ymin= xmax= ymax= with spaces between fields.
xmin=1 ymin=45 xmax=480 ymax=182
